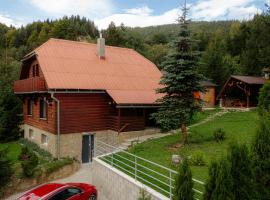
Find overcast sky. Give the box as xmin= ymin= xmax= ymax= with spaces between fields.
xmin=0 ymin=0 xmax=268 ymax=29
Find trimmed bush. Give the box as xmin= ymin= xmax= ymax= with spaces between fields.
xmin=173 ymin=159 xmax=194 ymax=200
xmin=0 ymin=148 xmax=13 ymax=194
xmin=19 ymin=146 xmax=39 ymax=177
xmin=189 ymin=151 xmax=206 ymax=166
xmin=213 ymin=128 xmax=226 ymax=142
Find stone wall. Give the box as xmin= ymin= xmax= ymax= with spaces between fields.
xmin=24 ymin=124 xmax=82 ymax=160
xmin=92 ymin=158 xmax=169 ymax=200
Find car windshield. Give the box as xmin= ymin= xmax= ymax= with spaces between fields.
xmin=48 ymin=188 xmax=81 ymax=200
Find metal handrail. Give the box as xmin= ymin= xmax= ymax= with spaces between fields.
xmin=96 ymin=139 xmax=205 ymax=199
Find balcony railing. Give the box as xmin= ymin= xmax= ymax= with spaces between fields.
xmin=14 ymin=77 xmax=47 ymax=93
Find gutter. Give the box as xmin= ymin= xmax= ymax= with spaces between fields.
xmin=50 ymin=92 xmax=61 ymax=160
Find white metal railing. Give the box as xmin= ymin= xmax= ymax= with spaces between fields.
xmin=95 ymin=139 xmax=205 ymax=200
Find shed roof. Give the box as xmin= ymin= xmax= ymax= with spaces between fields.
xmin=231 ymin=75 xmax=266 ymax=85
xmin=201 ymin=80 xmax=217 ymax=87
xmin=27 ymin=38 xmax=162 ymax=104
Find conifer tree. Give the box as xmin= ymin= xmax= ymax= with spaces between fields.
xmin=203 ymin=161 xmax=218 ymax=200
xmin=173 ymin=159 xmax=194 ymax=200
xmin=152 ymin=0 xmax=203 ymax=145
xmin=228 ymin=143 xmax=256 ymax=200
xmin=252 ymin=112 xmax=270 ymax=199
xmin=211 ymin=158 xmax=233 ymax=200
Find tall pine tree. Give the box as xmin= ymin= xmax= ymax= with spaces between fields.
xmin=152 ymin=0 xmax=203 ymax=145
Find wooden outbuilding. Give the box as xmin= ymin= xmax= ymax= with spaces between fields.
xmin=219 ymin=75 xmax=267 ymax=108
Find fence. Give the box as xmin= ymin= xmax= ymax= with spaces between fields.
xmin=95 ymin=139 xmax=204 ymax=200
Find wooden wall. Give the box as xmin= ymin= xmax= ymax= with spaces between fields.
xmin=23 ymin=93 xmax=150 ymax=135
xmin=23 ymin=95 xmax=57 ymax=134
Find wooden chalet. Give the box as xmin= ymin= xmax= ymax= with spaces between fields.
xmin=14 ymin=38 xmax=162 ymax=162
xmin=219 ymin=75 xmax=267 ymax=108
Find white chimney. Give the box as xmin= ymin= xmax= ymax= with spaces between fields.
xmin=97 ymin=33 xmax=105 ymax=59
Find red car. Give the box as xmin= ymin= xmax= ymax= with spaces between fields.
xmin=17 ymin=183 xmax=97 ymax=200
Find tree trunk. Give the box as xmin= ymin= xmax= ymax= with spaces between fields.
xmin=181 ymin=123 xmax=187 ymax=145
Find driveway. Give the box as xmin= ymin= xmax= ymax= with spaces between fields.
xmin=6 ymin=163 xmax=102 ymax=200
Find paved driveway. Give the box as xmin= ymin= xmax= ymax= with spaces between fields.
xmin=6 ymin=163 xmax=97 ymax=200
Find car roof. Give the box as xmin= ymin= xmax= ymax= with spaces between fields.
xmin=20 ymin=183 xmax=65 ymax=199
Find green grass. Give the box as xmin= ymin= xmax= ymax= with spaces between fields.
xmin=189 ymin=108 xmax=220 ymax=125
xmin=129 ymin=110 xmax=258 ymax=181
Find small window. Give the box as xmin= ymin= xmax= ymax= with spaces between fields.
xmin=48 ymin=188 xmax=81 ymax=200
xmin=35 ymin=65 xmax=39 ymax=77
xmin=40 ymin=98 xmax=47 ymax=119
xmin=29 ymin=129 xmax=34 ymax=139
xmin=41 ymin=134 xmax=48 ymax=145
xmin=27 ymin=99 xmax=33 ymax=116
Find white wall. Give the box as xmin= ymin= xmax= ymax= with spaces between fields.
xmin=92 ymin=158 xmax=169 ymax=200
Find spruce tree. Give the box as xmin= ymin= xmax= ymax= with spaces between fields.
xmin=252 ymin=112 xmax=270 ymax=200
xmin=173 ymin=159 xmax=194 ymax=200
xmin=152 ymin=0 xmax=203 ymax=145
xmin=228 ymin=143 xmax=257 ymax=200
xmin=258 ymin=81 xmax=270 ymax=116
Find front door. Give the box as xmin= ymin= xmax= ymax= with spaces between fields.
xmin=82 ymin=133 xmax=96 ymax=163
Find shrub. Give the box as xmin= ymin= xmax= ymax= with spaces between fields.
xmin=43 ymin=158 xmax=74 ymax=174
xmin=19 ymin=138 xmax=52 ymax=158
xmin=19 ymin=146 xmax=39 ymax=177
xmin=0 ymin=148 xmax=13 ymax=193
xmin=189 ymin=151 xmax=206 ymax=166
xmin=173 ymin=159 xmax=194 ymax=200
xmin=213 ymin=128 xmax=226 ymax=142
xmin=258 ymin=81 xmax=270 ymax=115
xmin=252 ymin=112 xmax=270 ymax=199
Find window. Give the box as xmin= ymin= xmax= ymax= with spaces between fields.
xmin=35 ymin=65 xmax=39 ymax=76
xmin=48 ymin=188 xmax=81 ymax=200
xmin=32 ymin=64 xmax=39 ymax=77
xmin=40 ymin=98 xmax=47 ymax=119
xmin=41 ymin=134 xmax=48 ymax=145
xmin=27 ymin=99 xmax=33 ymax=116
xmin=29 ymin=129 xmax=34 ymax=139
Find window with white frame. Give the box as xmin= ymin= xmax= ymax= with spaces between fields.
xmin=40 ymin=98 xmax=47 ymax=119
xmin=41 ymin=134 xmax=48 ymax=145
xmin=29 ymin=129 xmax=34 ymax=139
xmin=27 ymin=99 xmax=33 ymax=116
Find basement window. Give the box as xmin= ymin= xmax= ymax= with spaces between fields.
xmin=29 ymin=129 xmax=34 ymax=139
xmin=41 ymin=134 xmax=48 ymax=145
xmin=27 ymin=99 xmax=33 ymax=116
xmin=40 ymin=98 xmax=47 ymax=119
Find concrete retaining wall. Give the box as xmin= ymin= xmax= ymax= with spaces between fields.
xmin=92 ymin=158 xmax=169 ymax=200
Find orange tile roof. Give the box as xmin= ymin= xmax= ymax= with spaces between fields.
xmin=33 ymin=38 xmax=162 ymax=104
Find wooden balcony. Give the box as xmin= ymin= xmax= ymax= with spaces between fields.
xmin=14 ymin=77 xmax=47 ymax=93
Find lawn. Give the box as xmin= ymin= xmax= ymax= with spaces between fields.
xmin=128 ymin=110 xmax=259 ymax=181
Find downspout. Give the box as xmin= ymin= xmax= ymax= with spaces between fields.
xmin=50 ymin=92 xmax=60 ymax=160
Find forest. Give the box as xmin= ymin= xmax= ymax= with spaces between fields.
xmin=0 ymin=9 xmax=270 ymax=140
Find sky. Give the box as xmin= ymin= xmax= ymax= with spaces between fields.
xmin=0 ymin=0 xmax=269 ymax=29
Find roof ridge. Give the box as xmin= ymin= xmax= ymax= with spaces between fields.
xmin=49 ymin=38 xmax=135 ymax=51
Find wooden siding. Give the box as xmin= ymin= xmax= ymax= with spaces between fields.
xmin=23 ymin=93 xmax=151 ymax=135
xmin=56 ymin=93 xmax=114 ymax=134
xmin=23 ymin=95 xmax=57 ymax=134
